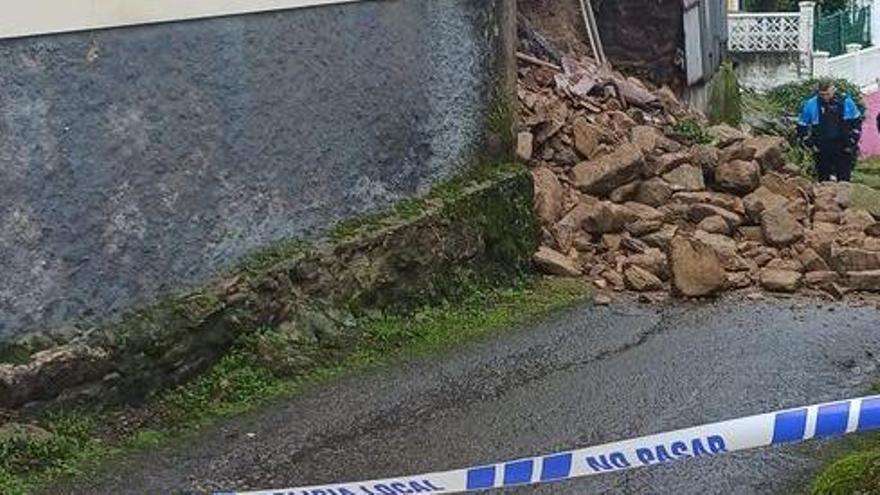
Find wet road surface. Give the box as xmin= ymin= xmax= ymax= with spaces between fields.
xmin=51 ymin=297 xmax=880 ymax=494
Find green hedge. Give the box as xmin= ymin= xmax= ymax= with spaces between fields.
xmin=766 ymin=78 xmax=866 ymax=117
xmin=743 ymin=0 xmax=848 ymax=12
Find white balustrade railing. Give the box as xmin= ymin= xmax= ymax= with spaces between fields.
xmin=728 ymin=12 xmax=801 ymax=52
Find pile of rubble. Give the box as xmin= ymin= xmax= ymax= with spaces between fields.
xmin=519 ymin=55 xmax=880 ymax=300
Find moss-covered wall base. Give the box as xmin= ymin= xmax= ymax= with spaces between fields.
xmin=0 ymin=166 xmax=537 ymax=412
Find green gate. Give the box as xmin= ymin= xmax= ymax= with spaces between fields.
xmin=814 ymin=4 xmax=872 ymax=56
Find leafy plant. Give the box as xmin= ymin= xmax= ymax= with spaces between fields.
xmin=743 ymin=0 xmax=849 ymax=13
xmin=785 ymin=143 xmax=817 ymax=180
xmin=670 ymin=119 xmax=713 ymax=145
xmin=767 ymin=78 xmax=866 ymax=117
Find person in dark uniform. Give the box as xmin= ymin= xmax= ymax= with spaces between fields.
xmin=797 ymin=82 xmax=863 ymax=182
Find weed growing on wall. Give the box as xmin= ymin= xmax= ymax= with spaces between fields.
xmin=708 ymin=62 xmax=743 ymax=128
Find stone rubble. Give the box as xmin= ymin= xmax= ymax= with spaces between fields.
xmin=518 ymin=52 xmax=880 ymax=300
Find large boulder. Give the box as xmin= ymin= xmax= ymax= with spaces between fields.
xmin=761 ymin=172 xmax=808 ymax=200
xmin=623 ymin=201 xmax=664 ymax=222
xmin=843 ymin=209 xmax=876 ymax=231
xmin=624 ymin=265 xmax=664 ymax=291
xmin=662 ymin=164 xmax=705 ymax=192
xmin=635 ymin=178 xmax=674 ymax=207
xmin=532 ymin=168 xmax=564 ymax=226
xmin=805 ymin=271 xmax=841 ymax=291
xmin=673 ymin=191 xmax=745 ymax=216
xmin=798 ymin=248 xmax=830 ymax=272
xmin=709 ymin=124 xmax=746 ymax=148
xmin=552 ymin=200 xmax=597 ymax=252
xmin=687 ymin=203 xmax=743 ymax=230
xmin=572 ymin=143 xmax=644 ymax=196
xmin=847 ymin=270 xmax=880 ymax=291
xmin=631 ymin=125 xmax=660 ymax=154
xmin=573 ymin=117 xmax=602 ymax=159
xmin=646 ymin=151 xmax=691 ymax=177
xmin=697 ymin=216 xmax=731 ymax=235
xmin=849 ymin=183 xmax=880 ymax=218
xmin=533 ymin=247 xmax=582 ymax=277
xmin=624 ymin=248 xmax=670 ymax=280
xmin=719 ymin=141 xmax=757 ymax=164
xmin=830 ymin=246 xmax=880 ymax=273
xmin=714 ymin=160 xmax=761 ymax=195
xmin=0 ymin=345 xmax=112 ymax=410
xmin=694 ymin=230 xmax=747 ymax=271
xmin=610 ymin=181 xmax=640 ymax=203
xmin=582 ymin=201 xmax=639 ymax=234
xmin=743 ymin=186 xmax=789 ymax=223
xmin=689 ymin=145 xmax=720 ymax=181
xmin=669 ymin=235 xmax=727 ymax=297
xmin=804 ymin=222 xmax=839 ymax=261
xmin=626 ymin=219 xmax=663 ymax=237
xmin=642 ymin=224 xmax=678 ymax=251
xmin=760 ymin=207 xmax=804 ymax=247
xmin=759 ymin=269 xmax=802 ymax=293
xmin=814 ymin=183 xmax=848 ymax=213
xmin=738 ymin=226 xmax=765 ymax=243
xmin=743 ymin=136 xmax=787 ymax=171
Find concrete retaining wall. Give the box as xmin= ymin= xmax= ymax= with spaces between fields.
xmin=732 ymin=51 xmax=803 ymax=92
xmin=0 ymin=0 xmax=516 ymax=342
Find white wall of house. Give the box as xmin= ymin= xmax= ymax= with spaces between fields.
xmin=0 ymin=0 xmax=359 ymax=39
xmin=873 ymin=0 xmax=880 ymax=46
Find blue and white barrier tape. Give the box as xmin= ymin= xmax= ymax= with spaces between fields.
xmin=222 ymin=395 xmax=880 ymax=495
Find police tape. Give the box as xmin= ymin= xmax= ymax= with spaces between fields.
xmin=221 ymin=395 xmax=880 ymax=495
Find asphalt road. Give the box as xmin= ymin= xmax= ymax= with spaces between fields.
xmin=51 ymin=296 xmax=880 ymax=494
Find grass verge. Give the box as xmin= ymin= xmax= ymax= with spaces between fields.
xmin=0 ymin=276 xmax=590 ymax=494
xmin=811 ymin=382 xmax=880 ymax=495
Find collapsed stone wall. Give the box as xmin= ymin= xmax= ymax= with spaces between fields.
xmin=518 ymin=0 xmax=685 ymax=88
xmin=517 ymin=50 xmax=880 ymax=301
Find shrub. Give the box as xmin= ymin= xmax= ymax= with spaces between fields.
xmin=670 ymin=119 xmax=713 ymax=145
xmin=767 ymin=78 xmax=866 ymax=117
xmin=708 ymin=61 xmax=743 ymax=127
xmin=744 ymin=0 xmax=848 ymax=13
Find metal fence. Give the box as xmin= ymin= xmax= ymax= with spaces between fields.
xmin=814 ymin=4 xmax=872 ymax=56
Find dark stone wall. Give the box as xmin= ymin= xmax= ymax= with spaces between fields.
xmin=0 ymin=0 xmax=516 ymax=341
xmin=594 ymin=0 xmax=685 ymax=88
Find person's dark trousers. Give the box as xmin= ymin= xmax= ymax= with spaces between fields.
xmin=816 ymin=138 xmax=851 ymax=182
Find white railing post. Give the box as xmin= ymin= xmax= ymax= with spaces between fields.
xmin=813 ymin=50 xmax=831 ymax=78
xmin=799 ymin=2 xmax=817 ymax=75
xmin=873 ymin=0 xmax=880 ymax=47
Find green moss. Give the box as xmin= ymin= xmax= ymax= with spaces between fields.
xmin=0 ymin=343 xmax=32 ymax=366
xmin=487 ymin=92 xmax=515 ymax=160
xmin=12 ymin=278 xmax=589 ymax=494
xmin=850 ymin=184 xmax=880 ymax=217
xmin=812 ymin=448 xmax=880 ymax=495
xmin=21 ymin=277 xmax=588 ymax=493
xmin=237 ymin=238 xmax=311 ymax=278
xmin=328 ymin=162 xmax=527 ymax=244
xmin=7 ymin=160 xmax=541 ymax=492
